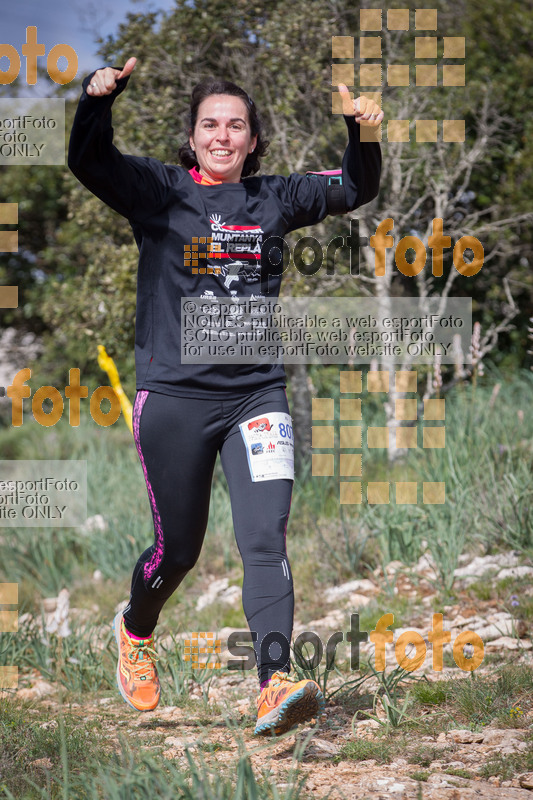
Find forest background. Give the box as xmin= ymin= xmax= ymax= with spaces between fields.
xmin=0 ymin=0 xmax=532 ymax=456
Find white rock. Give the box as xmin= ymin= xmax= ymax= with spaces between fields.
xmin=481 ymin=729 xmax=524 ymax=746
xmin=80 ymin=514 xmax=108 ymax=534
xmin=324 ymin=579 xmax=378 ymax=602
xmin=497 ymin=566 xmax=533 ymax=580
xmin=416 ymin=553 xmax=438 ymax=575
xmin=453 ymin=552 xmax=521 ymax=582
xmin=196 ymin=578 xmax=241 ymax=611
xmin=44 ymin=588 xmax=70 ymax=637
xmin=519 ymin=773 xmax=533 ymax=790
xmin=39 ymin=720 xmax=58 ymax=729
xmin=385 ymin=560 xmax=404 ymax=576
xmin=501 ymin=744 xmax=528 ymax=755
xmin=163 ymin=736 xmax=197 ymax=749
xmin=485 ymin=636 xmax=531 ymax=651
xmin=303 ymin=738 xmax=339 ymax=757
xmin=347 ymin=592 xmax=372 ymax=608
xmin=466 ymin=621 xmax=516 ymax=641
xmin=305 ymin=609 xmax=346 ymax=629
xmin=17 ymin=680 xmax=56 ymax=700
xmin=447 ymin=729 xmax=484 ymax=743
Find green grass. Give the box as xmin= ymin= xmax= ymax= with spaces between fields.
xmin=410 ymin=770 xmax=429 ymax=782
xmin=447 ymin=666 xmax=533 ymax=729
xmin=2 ymin=372 xmax=533 ymax=792
xmin=336 ymin=736 xmax=397 ymax=764
xmin=0 ymin=696 xmax=323 ymax=799
xmin=412 ymin=680 xmax=449 ymax=706
xmin=479 ymin=734 xmax=533 ymax=781
xmin=407 ymin=665 xmax=533 ymax=733
xmin=407 ymin=745 xmax=444 ymax=768
xmin=0 ymin=696 xmax=112 ymax=798
xmin=445 ymin=767 xmax=474 ymax=779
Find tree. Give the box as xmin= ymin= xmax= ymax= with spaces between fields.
xmin=1 ymin=0 xmax=531 ymax=462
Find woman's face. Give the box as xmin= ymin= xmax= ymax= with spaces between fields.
xmin=189 ymin=94 xmax=258 ymax=183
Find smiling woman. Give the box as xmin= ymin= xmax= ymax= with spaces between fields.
xmin=68 ymin=55 xmax=382 ymax=737
xmin=177 ymin=78 xmax=266 ymax=184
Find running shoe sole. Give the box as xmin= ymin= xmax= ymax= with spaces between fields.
xmin=254 ymin=681 xmax=325 ymax=735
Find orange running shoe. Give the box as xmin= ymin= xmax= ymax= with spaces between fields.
xmin=254 ymin=671 xmax=325 ymax=735
xmin=112 ymin=611 xmax=161 ymax=712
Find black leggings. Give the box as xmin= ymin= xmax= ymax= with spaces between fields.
xmin=122 ymin=387 xmax=294 ymax=684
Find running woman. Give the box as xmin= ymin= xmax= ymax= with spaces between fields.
xmin=68 ymin=57 xmax=382 ymax=735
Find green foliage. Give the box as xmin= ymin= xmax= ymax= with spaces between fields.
xmin=354 ymin=664 xmax=417 ymax=730
xmin=410 ymin=771 xmax=429 ymax=782
xmin=0 ymin=697 xmax=112 ymax=798
xmin=412 ymin=680 xmax=448 ymax=706
xmin=0 ymin=615 xmax=116 ymax=694
xmin=337 ymin=736 xmax=395 ymax=764
xmin=479 ymin=735 xmax=533 ymax=782
xmin=310 ymin=507 xmax=371 ymax=577
xmin=1 ymin=0 xmax=531 ymax=385
xmin=444 ymin=767 xmax=474 ymax=779
xmin=291 ymin=636 xmax=369 ymax=702
xmin=446 ymin=666 xmax=533 ymax=730
xmin=0 ymin=713 xmax=316 ymax=800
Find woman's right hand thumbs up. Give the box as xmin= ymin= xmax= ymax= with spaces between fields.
xmin=87 ymin=57 xmax=137 ymax=96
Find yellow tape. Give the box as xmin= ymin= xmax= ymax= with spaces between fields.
xmin=97 ymin=345 xmax=133 ymax=434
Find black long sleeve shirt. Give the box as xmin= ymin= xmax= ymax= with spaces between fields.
xmin=68 ymin=72 xmax=381 ymax=398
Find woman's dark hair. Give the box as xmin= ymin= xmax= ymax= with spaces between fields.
xmin=178 ymin=79 xmax=269 ymax=177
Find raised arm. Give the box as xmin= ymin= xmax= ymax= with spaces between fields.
xmin=279 ymin=88 xmax=383 ymax=231
xmin=338 ymin=84 xmax=383 ymax=210
xmin=68 ymin=57 xmax=171 ymax=222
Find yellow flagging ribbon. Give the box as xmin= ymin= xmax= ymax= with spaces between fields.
xmin=97 ymin=345 xmax=133 ymax=434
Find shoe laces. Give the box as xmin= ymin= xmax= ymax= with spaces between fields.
xmin=269 ymin=671 xmax=298 ymax=687
xmin=256 ymin=671 xmax=298 ymax=707
xmin=126 ymin=636 xmax=159 ymax=681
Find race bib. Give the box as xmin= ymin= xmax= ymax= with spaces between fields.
xmin=239 ymin=412 xmax=294 ymax=482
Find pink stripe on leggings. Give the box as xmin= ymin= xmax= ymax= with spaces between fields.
xmin=132 ymin=390 xmax=165 ymax=582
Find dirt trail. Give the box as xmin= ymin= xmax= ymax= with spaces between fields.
xmin=21 ymin=670 xmax=533 ymax=800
